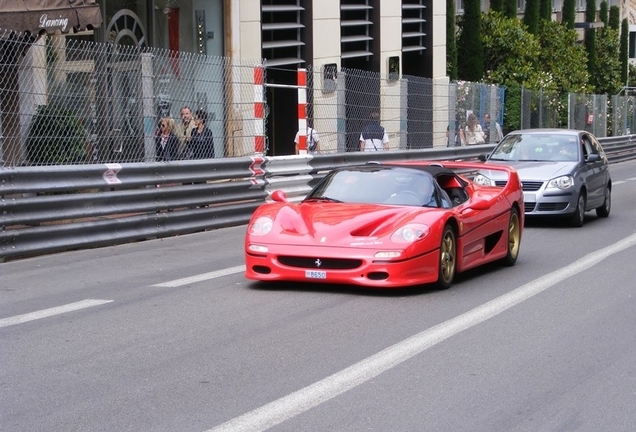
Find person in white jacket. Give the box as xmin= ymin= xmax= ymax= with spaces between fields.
xmin=294 ymin=125 xmax=320 ymax=154
xmin=464 ymin=113 xmax=485 ymax=145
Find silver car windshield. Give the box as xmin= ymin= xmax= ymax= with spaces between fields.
xmin=489 ymin=134 xmax=580 ymax=162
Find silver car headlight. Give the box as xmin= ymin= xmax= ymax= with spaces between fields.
xmin=547 ymin=175 xmax=574 ymax=190
xmin=473 ymin=173 xmax=495 ymax=186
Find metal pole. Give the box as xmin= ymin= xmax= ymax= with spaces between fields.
xmin=253 ymin=65 xmax=265 ymax=154
xmin=297 ymin=68 xmax=307 ymax=154
xmin=337 ymin=71 xmax=346 ymax=153
xmin=141 ymin=53 xmax=156 ymax=162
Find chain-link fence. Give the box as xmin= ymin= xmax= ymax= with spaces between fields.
xmin=306 ymin=69 xmax=504 ymax=153
xmin=567 ymin=92 xmax=608 ymax=137
xmin=2 ymin=28 xmax=634 ymax=167
xmin=0 ymin=29 xmax=261 ymax=167
xmin=611 ymin=94 xmax=636 ymax=136
xmin=448 ymin=81 xmax=504 ymax=146
xmin=520 ymin=88 xmax=564 ymax=130
xmin=515 ymin=87 xmax=636 ymax=139
xmin=305 ymin=67 xmax=405 ymax=153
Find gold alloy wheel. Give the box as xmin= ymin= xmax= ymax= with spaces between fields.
xmin=440 ymin=228 xmax=456 ymax=284
xmin=508 ymin=211 xmax=521 ymax=259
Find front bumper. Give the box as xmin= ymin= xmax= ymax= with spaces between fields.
xmin=522 ymin=187 xmax=577 ymax=216
xmin=245 ymin=243 xmax=440 ymax=288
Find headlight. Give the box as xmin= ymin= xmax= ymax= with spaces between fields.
xmin=547 ymin=175 xmax=574 ymax=190
xmin=248 ymin=216 xmax=274 ymax=236
xmin=473 ymin=173 xmax=495 ymax=186
xmin=391 ymin=224 xmax=430 ymax=243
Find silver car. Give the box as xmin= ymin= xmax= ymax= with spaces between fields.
xmin=475 ymin=129 xmax=611 ymax=227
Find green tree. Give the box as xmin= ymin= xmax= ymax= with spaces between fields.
xmin=628 ymin=63 xmax=636 ymax=87
xmin=523 ymin=0 xmax=540 ymax=34
xmin=538 ymin=20 xmax=590 ymax=94
xmin=457 ymin=0 xmax=484 ymax=81
xmin=594 ymin=27 xmax=622 ymax=95
xmin=503 ymin=0 xmax=517 ymax=19
xmin=585 ymin=0 xmax=597 ymax=89
xmin=446 ymin=0 xmax=458 ymax=80
xmin=481 ymin=12 xmax=541 ymax=87
xmin=490 ymin=0 xmax=504 ymax=12
xmin=481 ymin=12 xmax=591 ymax=130
xmin=585 ymin=0 xmax=597 ymax=22
xmin=540 ymin=0 xmax=552 ymax=21
xmin=599 ymin=1 xmax=608 ymax=26
xmin=503 ymin=83 xmax=523 ymax=131
xmin=609 ymin=6 xmax=620 ymax=30
xmin=562 ymin=0 xmax=575 ymax=29
xmin=620 ymin=18 xmax=629 ymax=85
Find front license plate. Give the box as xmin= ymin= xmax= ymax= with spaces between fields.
xmin=523 ymin=192 xmax=536 ymax=202
xmin=305 ymin=270 xmax=327 ymax=279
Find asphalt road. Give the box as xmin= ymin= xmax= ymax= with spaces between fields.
xmin=2 ymin=160 xmax=636 ymax=432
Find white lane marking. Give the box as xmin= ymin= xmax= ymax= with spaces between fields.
xmin=613 ymin=180 xmax=626 ymax=185
xmin=0 ymin=299 xmax=113 ymax=329
xmin=206 ymin=233 xmax=636 ymax=432
xmin=153 ymin=265 xmax=246 ymax=287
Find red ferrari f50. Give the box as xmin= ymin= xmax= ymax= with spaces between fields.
xmin=245 ymin=161 xmax=523 ymax=289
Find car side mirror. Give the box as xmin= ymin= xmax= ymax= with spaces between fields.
xmin=466 ymin=199 xmax=490 ymax=211
xmin=478 ymin=154 xmax=488 ymax=162
xmin=270 ymin=190 xmax=288 ymax=202
xmin=586 ymin=154 xmax=600 ymax=162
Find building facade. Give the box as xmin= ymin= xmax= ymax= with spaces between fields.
xmin=0 ymin=1 xmax=449 ymax=160
xmin=5 ymin=1 xmax=636 ymax=163
xmin=91 ymin=1 xmax=447 ymax=155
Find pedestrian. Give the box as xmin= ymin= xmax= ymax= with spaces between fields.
xmin=446 ymin=113 xmax=465 ymax=147
xmin=155 ymin=117 xmax=179 ymax=161
xmin=294 ymin=122 xmax=320 ymax=154
xmin=464 ymin=113 xmax=485 ymax=145
xmin=483 ymin=113 xmax=503 ymax=143
xmin=359 ymin=110 xmax=389 ymax=151
xmin=174 ymin=106 xmax=196 ymax=158
xmin=190 ymin=109 xmax=215 ymax=159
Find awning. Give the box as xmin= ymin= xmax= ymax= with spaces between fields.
xmin=0 ymin=0 xmax=102 ymax=35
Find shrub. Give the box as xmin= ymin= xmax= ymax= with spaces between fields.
xmin=26 ymin=105 xmax=86 ymax=165
xmin=504 ymin=84 xmax=521 ymax=131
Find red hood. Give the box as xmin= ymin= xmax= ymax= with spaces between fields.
xmin=253 ymin=202 xmax=444 ymax=248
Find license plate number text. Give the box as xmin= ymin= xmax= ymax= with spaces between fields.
xmin=305 ymin=270 xmax=327 ymax=279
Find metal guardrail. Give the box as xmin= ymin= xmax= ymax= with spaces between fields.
xmin=597 ymin=134 xmax=636 ymax=164
xmin=1 ymin=138 xmax=634 ymax=262
xmin=1 ymin=157 xmax=268 ymax=261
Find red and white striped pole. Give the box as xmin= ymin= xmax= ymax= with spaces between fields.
xmin=297 ymin=68 xmax=308 ymax=154
xmin=254 ymin=65 xmax=265 ymax=154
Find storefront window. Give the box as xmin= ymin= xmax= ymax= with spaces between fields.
xmin=103 ymin=0 xmax=149 ymax=46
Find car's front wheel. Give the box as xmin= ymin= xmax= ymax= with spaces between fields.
xmin=569 ymin=192 xmax=586 ymax=227
xmin=595 ymin=185 xmax=611 ymax=218
xmin=436 ymin=225 xmax=456 ymax=290
xmin=501 ymin=207 xmax=521 ymax=266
